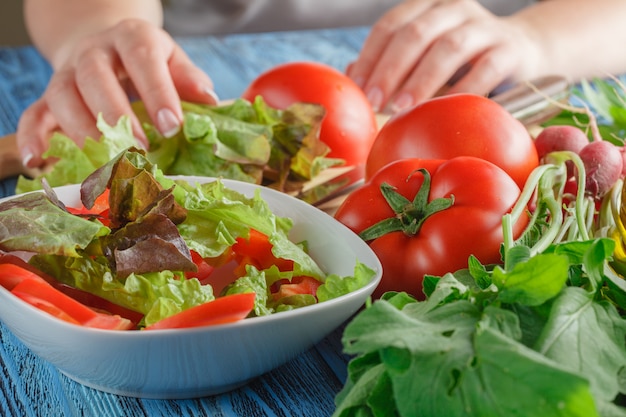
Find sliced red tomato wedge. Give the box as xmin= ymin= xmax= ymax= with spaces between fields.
xmin=231 ymin=229 xmax=294 ymax=275
xmin=144 ymin=292 xmax=256 ymax=330
xmin=12 ymin=291 xmax=80 ymax=325
xmin=10 ymin=277 xmax=135 ymax=330
xmin=53 ymin=283 xmax=144 ymax=324
xmin=0 ymin=261 xmax=143 ymax=324
xmin=271 ymin=276 xmax=321 ymax=301
xmin=66 ymin=189 xmax=111 ymax=226
xmin=0 ymin=262 xmax=47 ymax=290
xmin=185 ymin=250 xmax=215 ymax=282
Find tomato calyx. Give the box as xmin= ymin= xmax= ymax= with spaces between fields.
xmin=359 ymin=169 xmax=454 ymax=240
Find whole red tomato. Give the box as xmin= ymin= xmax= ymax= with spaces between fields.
xmin=335 ymin=157 xmax=528 ymax=299
xmin=242 ymin=61 xmax=378 ymax=166
xmin=365 ymin=93 xmax=538 ymax=189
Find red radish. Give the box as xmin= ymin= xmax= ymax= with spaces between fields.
xmin=578 ymin=140 xmax=623 ymax=199
xmin=534 ymin=125 xmax=589 ymax=160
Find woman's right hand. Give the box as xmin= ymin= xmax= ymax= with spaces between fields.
xmin=347 ymin=0 xmax=538 ymax=113
xmin=17 ymin=18 xmax=218 ymax=168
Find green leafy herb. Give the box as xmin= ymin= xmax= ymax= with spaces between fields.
xmin=334 ymin=239 xmax=626 ymax=417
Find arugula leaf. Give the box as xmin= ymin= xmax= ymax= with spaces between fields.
xmin=534 ymin=287 xmax=626 ymax=402
xmin=333 ymin=358 xmax=389 ymax=417
xmin=461 ymin=320 xmax=597 ymax=417
xmin=337 ymin=294 xmax=598 ymax=417
xmin=492 ymin=253 xmax=569 ymax=306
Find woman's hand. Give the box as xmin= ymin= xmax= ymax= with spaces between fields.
xmin=347 ymin=0 xmax=538 ymax=113
xmin=17 ymin=18 xmax=218 ymax=168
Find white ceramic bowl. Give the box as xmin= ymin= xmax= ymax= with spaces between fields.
xmin=0 ymin=176 xmax=382 ymax=399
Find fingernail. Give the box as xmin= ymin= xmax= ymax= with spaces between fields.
xmin=156 ymin=108 xmax=181 ymax=138
xmin=391 ymin=93 xmax=415 ymax=113
xmin=366 ymin=87 xmax=383 ymax=112
xmin=21 ymin=148 xmax=34 ymax=168
xmin=205 ymin=88 xmax=220 ymax=104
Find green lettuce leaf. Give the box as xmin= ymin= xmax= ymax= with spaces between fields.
xmin=16 ymin=115 xmax=137 ymax=193
xmin=317 ymin=262 xmax=377 ymax=302
xmin=16 ymin=97 xmax=338 ymax=195
xmin=173 ymin=179 xmax=325 ymax=279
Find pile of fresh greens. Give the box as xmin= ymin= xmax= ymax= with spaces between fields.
xmin=16 ymin=97 xmax=340 ymax=194
xmin=334 ymin=237 xmax=625 ymax=417
xmin=333 ymin=104 xmax=626 ymax=416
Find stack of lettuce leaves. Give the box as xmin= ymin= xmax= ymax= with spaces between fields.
xmin=17 ymin=97 xmax=341 ymax=195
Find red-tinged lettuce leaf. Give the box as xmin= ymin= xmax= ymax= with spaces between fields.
xmin=0 ymin=192 xmax=107 ymax=257
xmin=102 ymin=213 xmax=195 ymax=278
xmin=82 ymin=150 xmax=187 ymax=228
xmin=80 ymin=150 xmax=125 ymax=210
xmin=269 ymin=100 xmax=337 ymax=179
xmin=82 ymin=149 xmax=193 ymax=277
xmin=108 ymin=169 xmax=168 ymax=226
xmin=259 ymin=99 xmax=342 ymax=190
xmin=79 ymin=146 xmax=156 ymax=210
xmin=139 ymin=189 xmax=187 ymax=225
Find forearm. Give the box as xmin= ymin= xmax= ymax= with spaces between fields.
xmin=511 ymin=0 xmax=626 ymax=81
xmin=23 ymin=0 xmax=163 ymax=69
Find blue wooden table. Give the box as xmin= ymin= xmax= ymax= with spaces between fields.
xmin=0 ymin=26 xmax=370 ymax=417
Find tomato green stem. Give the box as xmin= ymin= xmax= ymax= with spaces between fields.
xmin=358 ymin=169 xmax=454 ymax=241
